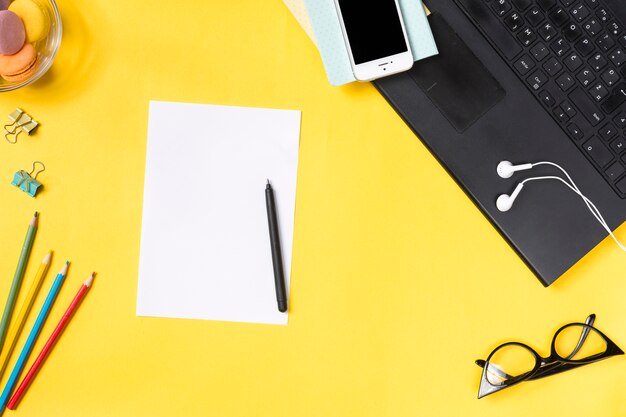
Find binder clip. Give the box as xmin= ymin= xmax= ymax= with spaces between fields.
xmin=11 ymin=161 xmax=45 ymax=197
xmin=4 ymin=108 xmax=38 ymax=144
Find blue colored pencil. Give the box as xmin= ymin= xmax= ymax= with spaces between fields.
xmin=0 ymin=261 xmax=68 ymax=415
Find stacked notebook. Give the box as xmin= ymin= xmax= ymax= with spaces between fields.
xmin=283 ymin=0 xmax=437 ymax=86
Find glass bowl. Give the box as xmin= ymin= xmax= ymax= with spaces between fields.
xmin=0 ymin=0 xmax=62 ymax=92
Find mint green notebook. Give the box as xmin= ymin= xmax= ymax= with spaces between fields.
xmin=303 ymin=0 xmax=438 ymax=86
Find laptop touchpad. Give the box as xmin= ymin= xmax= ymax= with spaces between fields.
xmin=410 ymin=13 xmax=505 ymax=133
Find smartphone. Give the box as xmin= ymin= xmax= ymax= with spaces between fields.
xmin=334 ymin=0 xmax=414 ymax=82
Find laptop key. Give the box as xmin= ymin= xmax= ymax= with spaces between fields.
xmin=571 ymin=4 xmax=590 ymax=22
xmin=526 ymin=8 xmax=545 ymax=26
xmin=608 ymin=21 xmax=622 ymax=37
xmin=515 ymin=55 xmax=536 ymax=74
xmin=605 ymin=162 xmax=625 ymax=180
xmin=599 ymin=122 xmax=617 ymax=140
xmin=575 ymin=37 xmax=595 ymax=56
xmin=570 ymin=87 xmax=604 ymax=125
xmin=549 ymin=7 xmax=569 ymax=26
xmin=567 ymin=122 xmax=585 ymax=140
xmin=596 ymin=8 xmax=609 ymax=23
xmin=590 ymin=82 xmax=609 ymax=101
xmin=619 ymin=34 xmax=626 ymax=48
xmin=531 ymin=42 xmax=550 ymax=60
xmin=539 ymin=23 xmax=558 ymax=41
xmin=610 ymin=137 xmax=626 ymax=153
xmin=564 ymin=52 xmax=583 ymax=71
xmin=601 ymin=83 xmax=626 ymax=113
xmin=539 ymin=89 xmax=557 ymax=107
xmin=601 ymin=68 xmax=619 ymax=87
xmin=590 ymin=53 xmax=608 ymax=71
xmin=556 ymin=72 xmax=575 ymax=90
xmin=597 ymin=33 xmax=615 ymax=52
xmin=584 ymin=0 xmax=599 ymax=8
xmin=551 ymin=38 xmax=570 ymax=56
xmin=614 ymin=111 xmax=626 ymax=128
xmin=527 ymin=69 xmax=548 ymax=90
xmin=560 ymin=0 xmax=575 ymax=6
xmin=563 ymin=22 xmax=582 ymax=41
xmin=457 ymin=0 xmax=523 ymax=60
xmin=517 ymin=27 xmax=537 ymax=45
xmin=609 ymin=49 xmax=626 ymax=67
xmin=583 ymin=18 xmax=602 ymax=36
xmin=561 ymin=101 xmax=577 ymax=117
xmin=554 ymin=107 xmax=570 ymax=122
xmin=504 ymin=12 xmax=524 ymax=31
xmin=583 ymin=136 xmax=613 ymax=167
xmin=538 ymin=0 xmax=557 ymax=11
xmin=512 ymin=0 xmax=532 ymax=10
xmin=491 ymin=0 xmax=512 ymax=16
xmin=543 ymin=57 xmax=563 ymax=75
xmin=577 ymin=67 xmax=595 ymax=86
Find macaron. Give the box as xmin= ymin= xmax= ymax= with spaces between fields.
xmin=0 ymin=42 xmax=36 ymax=81
xmin=2 ymin=54 xmax=37 ymax=81
xmin=8 ymin=0 xmax=48 ymax=43
xmin=0 ymin=1 xmax=12 ymax=10
xmin=0 ymin=10 xmax=25 ymax=54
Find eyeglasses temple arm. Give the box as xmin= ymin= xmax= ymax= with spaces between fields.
xmin=565 ymin=314 xmax=596 ymax=360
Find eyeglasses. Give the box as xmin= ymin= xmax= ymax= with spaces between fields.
xmin=476 ymin=314 xmax=623 ymax=399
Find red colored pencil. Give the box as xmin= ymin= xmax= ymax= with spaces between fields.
xmin=7 ymin=273 xmax=95 ymax=410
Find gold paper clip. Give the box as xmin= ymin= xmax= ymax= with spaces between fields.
xmin=4 ymin=108 xmax=39 ymax=144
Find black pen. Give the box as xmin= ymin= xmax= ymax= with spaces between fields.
xmin=265 ymin=180 xmax=287 ymax=312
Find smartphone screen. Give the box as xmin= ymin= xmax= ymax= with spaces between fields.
xmin=336 ymin=0 xmax=409 ymax=65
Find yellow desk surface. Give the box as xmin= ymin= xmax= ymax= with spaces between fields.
xmin=0 ymin=0 xmax=624 ymax=416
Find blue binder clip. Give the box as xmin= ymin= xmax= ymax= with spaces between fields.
xmin=11 ymin=161 xmax=45 ymax=197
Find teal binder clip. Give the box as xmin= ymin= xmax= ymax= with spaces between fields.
xmin=11 ymin=161 xmax=45 ymax=197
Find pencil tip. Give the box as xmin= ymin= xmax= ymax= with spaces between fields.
xmin=65 ymin=260 xmax=69 ymax=265
xmin=267 ymin=179 xmax=270 ymax=185
xmin=34 ymin=211 xmax=38 ymax=217
xmin=85 ymin=273 xmax=95 ymax=287
xmin=43 ymin=252 xmax=52 ymax=264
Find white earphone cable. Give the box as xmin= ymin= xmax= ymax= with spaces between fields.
xmin=521 ymin=166 xmax=626 ymax=252
xmin=531 ymin=162 xmax=612 ymax=232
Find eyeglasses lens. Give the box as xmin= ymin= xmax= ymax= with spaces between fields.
xmin=486 ymin=345 xmax=536 ymax=386
xmin=554 ymin=325 xmax=607 ymax=361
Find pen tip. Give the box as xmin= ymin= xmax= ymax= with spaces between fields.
xmin=267 ymin=179 xmax=270 ymax=185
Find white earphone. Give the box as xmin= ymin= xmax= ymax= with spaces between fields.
xmin=496 ymin=161 xmax=533 ymax=179
xmin=496 ymin=160 xmax=626 ymax=252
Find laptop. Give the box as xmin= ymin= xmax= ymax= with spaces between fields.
xmin=374 ymin=0 xmax=626 ymax=286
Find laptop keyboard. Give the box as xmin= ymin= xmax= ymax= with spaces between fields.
xmin=455 ymin=0 xmax=626 ymax=198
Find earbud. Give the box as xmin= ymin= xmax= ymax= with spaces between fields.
xmin=496 ymin=183 xmax=524 ymax=212
xmin=497 ymin=161 xmax=533 ymax=178
xmin=494 ymin=160 xmax=626 ymax=251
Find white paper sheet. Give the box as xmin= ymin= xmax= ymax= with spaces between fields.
xmin=137 ymin=101 xmax=301 ymax=325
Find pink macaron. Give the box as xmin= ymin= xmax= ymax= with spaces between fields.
xmin=0 ymin=10 xmax=25 ymax=55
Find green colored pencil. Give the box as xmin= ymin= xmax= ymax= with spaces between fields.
xmin=0 ymin=212 xmax=38 ymax=356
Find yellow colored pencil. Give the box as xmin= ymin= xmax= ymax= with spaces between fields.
xmin=0 ymin=252 xmax=52 ymax=379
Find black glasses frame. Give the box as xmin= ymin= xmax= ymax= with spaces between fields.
xmin=476 ymin=314 xmax=624 ymax=399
